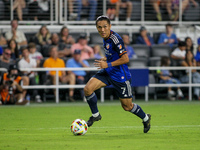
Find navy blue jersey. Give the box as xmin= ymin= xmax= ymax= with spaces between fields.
xmin=103 ymin=30 xmax=131 ymax=82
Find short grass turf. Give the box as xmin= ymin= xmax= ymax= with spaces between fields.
xmin=0 ymin=100 xmax=200 ymax=150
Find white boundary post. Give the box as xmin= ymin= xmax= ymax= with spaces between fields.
xmin=189 ymin=69 xmax=192 ymax=101
xmin=100 ymin=88 xmax=104 ymax=102
xmin=145 ymin=86 xmax=148 ymax=102
xmin=56 ymin=70 xmax=59 ymax=103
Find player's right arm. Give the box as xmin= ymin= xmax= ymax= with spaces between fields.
xmin=94 ymin=54 xmax=129 ymax=69
xmin=99 ymin=57 xmax=107 ymax=61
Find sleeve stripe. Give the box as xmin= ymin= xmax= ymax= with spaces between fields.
xmin=110 ymin=34 xmax=119 ymax=44
xmin=119 ymin=51 xmax=127 ymax=56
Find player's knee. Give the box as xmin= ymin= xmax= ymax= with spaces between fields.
xmin=122 ymin=105 xmax=132 ymax=111
xmin=84 ymin=86 xmax=93 ymax=96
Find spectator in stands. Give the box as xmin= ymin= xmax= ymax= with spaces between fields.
xmin=150 ymin=0 xmax=164 ymax=21
xmin=180 ymin=47 xmax=200 ymax=100
xmin=0 ymin=34 xmax=7 ymax=46
xmin=106 ymin=0 xmax=116 ymax=20
xmin=136 ymin=26 xmax=155 ymax=46
xmin=28 ymin=0 xmax=50 ymax=20
xmin=5 ymin=20 xmax=27 ymax=46
xmin=18 ymin=47 xmax=42 ymax=102
xmin=76 ymin=0 xmax=97 ymax=21
xmin=114 ymin=0 xmax=132 ymax=23
xmin=167 ymin=0 xmax=198 ymax=21
xmin=43 ymin=46 xmax=76 ymax=102
xmin=171 ymin=41 xmax=187 ymax=66
xmin=68 ymin=0 xmax=78 ymax=20
xmin=194 ymin=38 xmax=200 ymax=66
xmin=35 ymin=25 xmax=51 ymax=46
xmin=28 ymin=42 xmax=43 ymax=66
xmin=59 ymin=26 xmax=75 ymax=45
xmin=93 ymin=45 xmax=104 ymax=59
xmin=71 ymin=34 xmax=94 ymax=60
xmin=122 ymin=34 xmax=137 ymax=59
xmin=0 ymin=64 xmax=28 ymax=105
xmin=66 ymin=49 xmax=89 ymax=100
xmin=158 ymin=23 xmax=178 ymax=48
xmin=185 ymin=37 xmax=194 ymax=52
xmin=50 ymin=33 xmax=71 ymax=58
xmin=7 ymin=39 xmax=21 ymax=60
xmin=13 ymin=0 xmax=26 ymax=21
xmin=157 ymin=56 xmax=184 ymax=100
xmin=0 ymin=48 xmax=14 ymax=71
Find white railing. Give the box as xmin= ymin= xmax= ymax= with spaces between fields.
xmin=0 ymin=0 xmax=199 ymax=25
xmin=59 ymin=0 xmax=200 ymax=25
xmin=1 ymin=66 xmax=200 ymax=103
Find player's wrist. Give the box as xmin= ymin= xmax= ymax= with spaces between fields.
xmin=107 ymin=62 xmax=112 ymax=67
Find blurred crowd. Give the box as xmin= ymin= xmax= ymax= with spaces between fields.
xmin=1 ymin=0 xmax=200 ymax=22
xmin=0 ymin=20 xmax=200 ymax=103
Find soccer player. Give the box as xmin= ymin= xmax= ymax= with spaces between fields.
xmin=84 ymin=15 xmax=151 ymax=133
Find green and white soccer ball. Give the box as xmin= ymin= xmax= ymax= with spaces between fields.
xmin=71 ymin=119 xmax=88 ymax=136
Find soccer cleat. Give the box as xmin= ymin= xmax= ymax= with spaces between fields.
xmin=143 ymin=114 xmax=151 ymax=133
xmin=86 ymin=114 xmax=102 ymax=127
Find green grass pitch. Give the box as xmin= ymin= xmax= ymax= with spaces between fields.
xmin=0 ymin=100 xmax=200 ymax=150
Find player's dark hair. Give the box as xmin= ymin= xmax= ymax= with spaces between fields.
xmin=96 ymin=15 xmax=110 ymax=26
xmin=160 ymin=56 xmax=170 ymax=66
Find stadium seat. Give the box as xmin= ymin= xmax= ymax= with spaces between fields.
xmin=89 ymin=33 xmax=103 ymax=44
xmin=151 ymin=45 xmax=171 ymax=57
xmin=149 ymin=57 xmax=161 ymax=66
xmin=25 ymin=32 xmax=36 ymax=43
xmin=132 ymin=45 xmax=150 ymax=58
xmin=132 ymin=33 xmax=140 ymax=44
xmin=128 ymin=58 xmax=148 ymax=68
xmin=153 ymin=32 xmax=162 ymax=44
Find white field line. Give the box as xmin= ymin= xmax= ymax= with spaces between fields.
xmin=2 ymin=125 xmax=200 ymax=131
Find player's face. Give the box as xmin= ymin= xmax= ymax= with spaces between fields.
xmin=96 ymin=20 xmax=111 ymax=39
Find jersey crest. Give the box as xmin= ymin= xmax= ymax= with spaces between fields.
xmin=106 ymin=43 xmax=110 ymax=49
xmin=118 ymin=44 xmax=122 ymax=50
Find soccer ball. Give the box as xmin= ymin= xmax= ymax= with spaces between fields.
xmin=71 ymin=119 xmax=88 ymax=136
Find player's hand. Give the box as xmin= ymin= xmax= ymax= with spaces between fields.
xmin=94 ymin=60 xmax=108 ymax=69
xmin=100 ymin=57 xmax=107 ymax=61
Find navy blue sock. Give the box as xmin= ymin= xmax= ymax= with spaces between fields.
xmin=86 ymin=92 xmax=99 ymax=114
xmin=130 ymin=103 xmax=146 ymax=119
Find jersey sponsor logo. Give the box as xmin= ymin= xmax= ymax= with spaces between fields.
xmin=120 ymin=49 xmax=125 ymax=53
xmin=118 ymin=44 xmax=122 ymax=50
xmin=106 ymin=43 xmax=110 ymax=49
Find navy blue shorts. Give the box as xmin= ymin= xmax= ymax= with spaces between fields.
xmin=93 ymin=70 xmax=132 ymax=99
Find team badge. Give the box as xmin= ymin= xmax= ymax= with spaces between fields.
xmin=106 ymin=43 xmax=110 ymax=49
xmin=118 ymin=44 xmax=122 ymax=50
xmin=121 ymin=76 xmax=124 ymax=79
